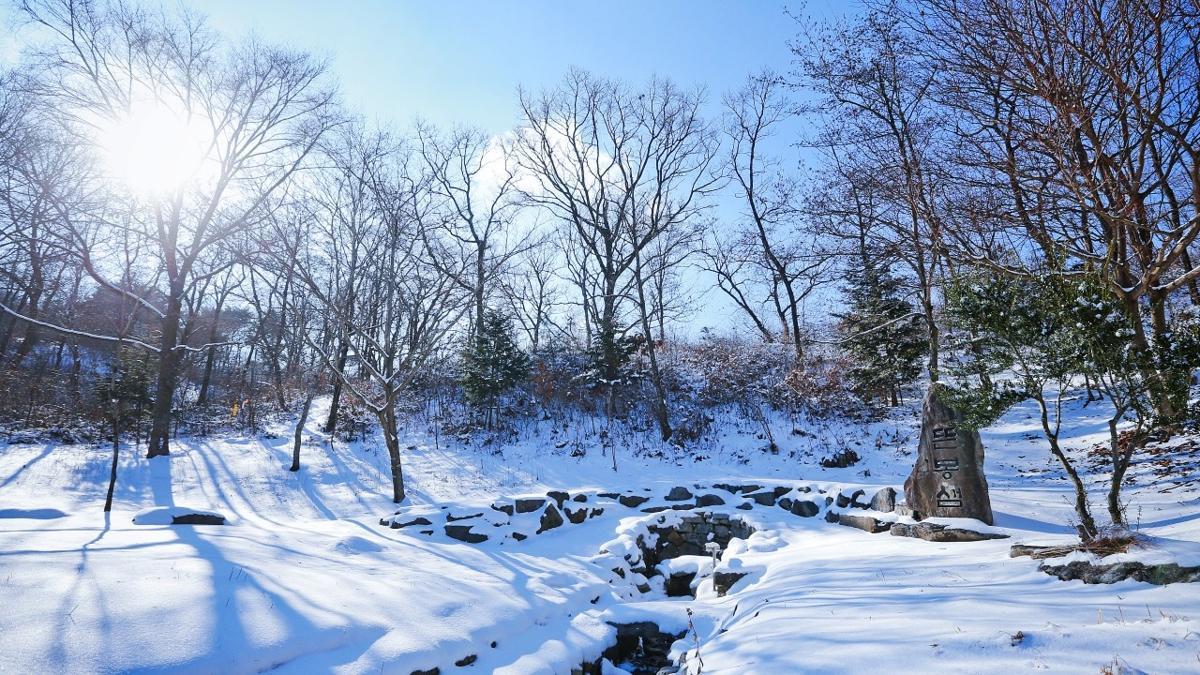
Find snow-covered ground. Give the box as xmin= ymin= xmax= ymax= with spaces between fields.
xmin=1 ymin=393 xmax=1199 ymax=673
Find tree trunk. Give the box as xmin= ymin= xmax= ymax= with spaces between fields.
xmin=379 ymin=402 xmax=406 ymax=503
xmin=1037 ymin=394 xmax=1097 ymax=540
xmin=290 ymin=390 xmax=316 ymax=472
xmin=196 ymin=302 xmax=224 ymax=406
xmin=323 ymin=338 xmax=350 ymax=432
xmin=104 ymin=400 xmax=120 ymax=513
xmin=147 ymin=292 xmax=184 ymax=458
xmin=1106 ymin=416 xmax=1134 ymax=527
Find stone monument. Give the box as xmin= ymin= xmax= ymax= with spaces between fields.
xmin=903 ymin=383 xmax=994 ymax=525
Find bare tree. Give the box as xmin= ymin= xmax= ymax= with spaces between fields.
xmin=11 ymin=0 xmax=340 ymax=456
xmin=910 ymin=0 xmax=1200 ymax=419
xmin=292 ymin=128 xmax=465 ymax=502
xmin=794 ymin=10 xmax=947 ymax=380
xmin=516 ymin=69 xmax=719 ymax=435
xmin=416 ymin=123 xmax=529 ymax=336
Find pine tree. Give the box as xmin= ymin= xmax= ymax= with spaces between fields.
xmin=835 ymin=259 xmax=926 ymax=406
xmin=461 ymin=311 xmax=531 ymax=420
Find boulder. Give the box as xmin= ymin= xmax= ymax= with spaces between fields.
xmin=444 ymin=524 xmax=488 ymax=543
xmin=547 ymin=490 xmax=570 ymax=507
xmin=890 ymin=521 xmax=1007 ymax=542
xmin=171 ymin=513 xmax=225 ymax=525
xmin=714 ymin=483 xmax=761 ymax=494
xmin=904 ymin=384 xmax=995 ymax=525
xmin=695 ymin=493 xmax=725 ymax=507
xmin=869 ymin=488 xmax=897 ymax=513
xmin=746 ymin=490 xmax=777 ymax=506
xmin=834 ymin=513 xmax=892 ymax=534
xmin=446 ymin=512 xmax=482 ymax=522
xmin=573 ymin=494 xmax=588 ymax=502
xmin=619 ymin=494 xmax=651 ymax=508
xmin=848 ymin=489 xmax=868 ymax=508
xmin=735 ymin=502 xmax=753 ymax=510
xmin=1038 ymin=560 xmax=1200 ymax=585
xmin=565 ymin=507 xmax=588 ymax=524
xmin=516 ymin=498 xmax=545 ymax=514
xmin=589 ymin=507 xmax=605 ymax=518
xmin=490 ymin=503 xmax=515 ymax=516
xmin=790 ymin=500 xmax=820 ymax=518
xmin=666 ymin=486 xmax=694 ymax=501
xmin=537 ymin=504 xmax=565 ymax=533
xmin=598 ymin=492 xmax=621 ymax=499
xmin=389 ymin=516 xmax=433 ymax=529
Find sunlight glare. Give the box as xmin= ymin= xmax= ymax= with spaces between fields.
xmin=98 ymin=101 xmax=211 ymax=196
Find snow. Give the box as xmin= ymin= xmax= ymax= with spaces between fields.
xmin=1 ymin=393 xmax=1198 ymax=673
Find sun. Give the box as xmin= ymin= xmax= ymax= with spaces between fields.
xmin=97 ymin=100 xmax=212 ymax=196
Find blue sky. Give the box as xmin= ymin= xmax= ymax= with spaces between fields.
xmin=190 ymin=0 xmax=852 ymax=133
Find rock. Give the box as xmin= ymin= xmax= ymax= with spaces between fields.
xmin=713 ymin=570 xmax=749 ymax=596
xmin=790 ymin=500 xmax=820 ymax=517
xmin=642 ymin=505 xmax=671 ymax=514
xmin=848 ymin=489 xmax=868 ymax=508
xmin=869 ymin=488 xmax=897 ymax=513
xmin=747 ymin=490 xmax=777 ymax=506
xmin=695 ymin=493 xmax=725 ymax=507
xmin=1009 ymin=544 xmax=1062 ymax=558
xmin=669 ymin=503 xmax=697 ymax=511
xmin=1038 ymin=560 xmax=1200 ymax=585
xmin=772 ymin=486 xmax=791 ymax=499
xmin=835 ymin=513 xmax=892 ymax=534
xmin=446 ymin=512 xmax=482 ymax=522
xmin=573 ymin=494 xmax=588 ymax=502
xmin=714 ymin=483 xmax=761 ymax=494
xmin=824 ymin=510 xmax=839 ymax=524
xmin=511 ymin=532 xmax=527 ymax=541
xmin=666 ymin=486 xmax=694 ymax=501
xmin=736 ymin=502 xmax=753 ymax=510
xmin=547 ymin=490 xmax=570 ymax=507
xmin=454 ymin=655 xmax=477 ymax=667
xmin=598 ymin=492 xmax=621 ymax=499
xmin=389 ymin=516 xmax=432 ymax=529
xmin=490 ymin=503 xmax=515 ymax=516
xmin=516 ymin=498 xmax=545 ymax=514
xmin=537 ymin=504 xmax=564 ymax=533
xmin=894 ymin=503 xmax=918 ymax=518
xmin=444 ymin=524 xmax=487 ymax=543
xmin=904 ymin=384 xmax=995 ymax=525
xmin=171 ymin=513 xmax=225 ymax=525
xmin=565 ymin=507 xmax=588 ymax=524
xmin=619 ymin=494 xmax=651 ymax=508
xmin=411 ymin=668 xmax=440 ymax=675
xmin=891 ymin=521 xmax=1007 ymax=542
xmin=835 ymin=493 xmax=852 ymax=509
xmin=589 ymin=507 xmax=605 ymax=518
xmin=778 ymin=497 xmax=794 ymax=511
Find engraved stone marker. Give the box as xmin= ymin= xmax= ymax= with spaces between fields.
xmin=903 ymin=383 xmax=994 ymax=525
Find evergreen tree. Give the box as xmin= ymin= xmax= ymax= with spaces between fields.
xmin=835 ymin=260 xmax=926 ymax=405
xmin=461 ymin=311 xmax=531 ymax=415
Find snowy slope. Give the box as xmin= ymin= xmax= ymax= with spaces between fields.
xmin=0 ymin=394 xmax=1198 ymax=673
